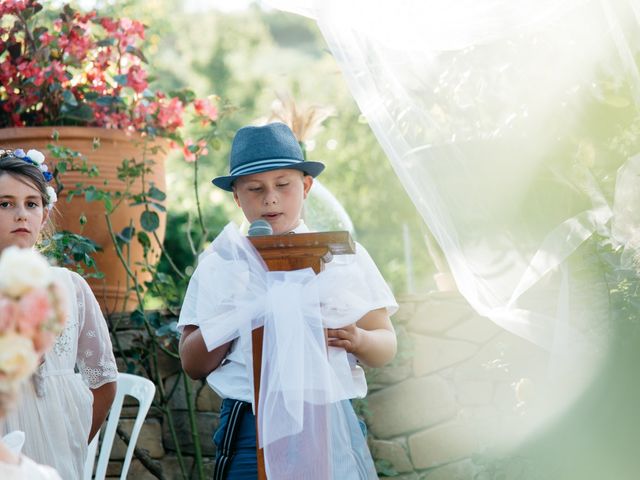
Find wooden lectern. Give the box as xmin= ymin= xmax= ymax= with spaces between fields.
xmin=248 ymin=231 xmax=355 ymax=480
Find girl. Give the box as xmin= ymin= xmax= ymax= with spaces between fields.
xmin=0 ymin=148 xmax=118 ymax=479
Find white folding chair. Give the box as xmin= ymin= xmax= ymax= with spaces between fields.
xmin=1 ymin=430 xmax=25 ymax=455
xmin=84 ymin=373 xmax=156 ymax=480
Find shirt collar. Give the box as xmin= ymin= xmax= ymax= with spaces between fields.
xmin=291 ymin=219 xmax=310 ymax=234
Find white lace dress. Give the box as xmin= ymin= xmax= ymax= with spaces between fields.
xmin=0 ymin=267 xmax=118 ymax=480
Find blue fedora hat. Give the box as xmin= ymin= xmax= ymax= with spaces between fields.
xmin=212 ymin=122 xmax=325 ymax=191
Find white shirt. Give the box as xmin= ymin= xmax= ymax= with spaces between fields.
xmin=179 ymin=220 xmax=397 ymax=403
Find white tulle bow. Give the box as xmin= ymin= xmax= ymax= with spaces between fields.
xmin=190 ymin=223 xmax=377 ymax=479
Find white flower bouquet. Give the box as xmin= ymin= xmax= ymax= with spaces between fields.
xmin=0 ymin=247 xmax=67 ymax=392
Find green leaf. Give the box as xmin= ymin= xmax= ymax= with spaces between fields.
xmin=125 ymin=45 xmax=148 ymax=63
xmin=137 ymin=231 xmax=151 ymax=252
xmin=96 ymin=38 xmax=115 ymax=47
xmin=148 ymin=186 xmax=166 ymax=201
xmin=169 ymin=89 xmax=196 ymax=104
xmin=84 ymin=189 xmax=99 ymax=202
xmin=156 ymin=321 xmax=179 ymax=337
xmin=118 ymin=226 xmax=135 ymax=243
xmin=130 ymin=309 xmax=146 ymax=327
xmin=149 ymin=201 xmax=166 ymax=212
xmin=113 ymin=74 xmax=128 ymax=86
xmin=62 ymin=90 xmax=78 ymax=107
xmin=95 ymin=96 xmax=121 ymax=106
xmin=140 ymin=211 xmax=160 ymax=232
xmin=60 ymin=103 xmax=94 ymax=122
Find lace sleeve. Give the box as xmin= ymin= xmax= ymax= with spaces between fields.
xmin=71 ymin=271 xmax=119 ymax=388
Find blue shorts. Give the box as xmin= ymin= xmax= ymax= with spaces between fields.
xmin=213 ymin=399 xmax=369 ymax=479
xmin=213 ymin=399 xmax=257 ymax=479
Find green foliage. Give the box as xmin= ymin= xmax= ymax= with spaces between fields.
xmin=101 ymin=1 xmax=434 ymax=295
xmin=41 ymin=230 xmax=103 ymax=278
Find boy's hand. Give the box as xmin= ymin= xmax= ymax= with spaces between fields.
xmin=327 ymin=323 xmax=362 ymax=355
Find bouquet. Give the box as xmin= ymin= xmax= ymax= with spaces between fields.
xmin=0 ymin=246 xmax=67 ymax=392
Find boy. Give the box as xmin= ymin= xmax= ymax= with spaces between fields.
xmin=179 ymin=122 xmax=397 ymax=479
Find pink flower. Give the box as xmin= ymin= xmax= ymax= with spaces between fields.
xmin=157 ymin=97 xmax=184 ymax=131
xmin=38 ymin=31 xmax=55 ymax=47
xmin=17 ymin=288 xmax=53 ymax=335
xmin=32 ymin=330 xmax=56 ymax=354
xmin=194 ymin=98 xmax=219 ymax=123
xmin=126 ymin=65 xmax=148 ymax=94
xmin=182 ymin=139 xmax=208 ymax=163
xmin=0 ymin=297 xmax=18 ymax=331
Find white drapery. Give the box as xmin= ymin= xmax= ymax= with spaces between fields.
xmin=267 ymin=0 xmax=640 ymax=359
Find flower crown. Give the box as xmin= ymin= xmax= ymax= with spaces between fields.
xmin=0 ymin=148 xmax=57 ymax=209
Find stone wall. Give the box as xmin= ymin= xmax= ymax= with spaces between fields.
xmin=365 ymin=291 xmax=549 ymax=479
xmin=102 ymin=291 xmax=549 ymax=479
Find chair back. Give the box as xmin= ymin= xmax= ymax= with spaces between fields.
xmin=83 ymin=373 xmax=156 ymax=480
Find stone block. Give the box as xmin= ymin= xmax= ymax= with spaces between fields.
xmin=366 ymin=362 xmax=412 ymax=385
xmin=196 ymin=384 xmax=223 ymax=413
xmin=108 ymin=458 xmax=165 ymax=479
xmin=393 ymin=299 xmax=417 ymax=324
xmin=162 ymin=410 xmax=218 ymax=456
xmin=388 ymin=474 xmax=419 ymax=480
xmin=453 ymin=332 xmax=547 ymax=383
xmin=370 ymin=439 xmax=414 ymax=473
xmin=409 ymin=292 xmax=472 ymax=335
xmin=420 ymin=459 xmax=475 ymax=480
xmin=157 ymin=348 xmax=182 ymax=379
xmin=367 ymin=376 xmax=457 ymax=438
xmin=412 ymin=334 xmax=478 ymax=377
xmin=164 ymin=373 xmax=201 ymax=410
xmin=446 ymin=315 xmax=501 ymax=344
xmin=454 ymin=380 xmax=494 ymax=406
xmin=110 ymin=418 xmax=164 ymax=459
xmin=126 ymin=454 xmax=216 ymax=479
xmin=114 ymin=329 xmax=150 ymax=352
xmin=408 ymin=421 xmax=478 ymax=470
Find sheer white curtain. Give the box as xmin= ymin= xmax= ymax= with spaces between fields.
xmin=268 ymin=0 xmax=640 ymax=361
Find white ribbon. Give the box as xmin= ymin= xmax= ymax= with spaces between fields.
xmin=192 ymin=223 xmax=377 ymax=479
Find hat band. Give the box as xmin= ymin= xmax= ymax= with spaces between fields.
xmin=230 ymin=158 xmax=303 ymax=176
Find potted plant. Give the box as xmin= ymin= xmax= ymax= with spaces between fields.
xmin=0 ymin=0 xmax=222 ymax=312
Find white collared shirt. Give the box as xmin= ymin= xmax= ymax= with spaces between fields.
xmin=180 ymin=220 xmax=397 ymax=403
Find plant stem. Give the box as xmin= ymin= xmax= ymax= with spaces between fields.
xmin=183 ymin=373 xmax=205 ymax=479
xmin=193 ymin=159 xmax=207 ymax=236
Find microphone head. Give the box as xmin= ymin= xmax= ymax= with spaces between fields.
xmin=248 ymin=219 xmax=273 ymax=236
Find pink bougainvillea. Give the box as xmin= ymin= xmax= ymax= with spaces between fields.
xmin=0 ymin=0 xmax=220 ymax=158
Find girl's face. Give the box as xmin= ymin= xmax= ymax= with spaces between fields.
xmin=233 ymin=169 xmax=313 ymax=235
xmin=0 ymin=173 xmax=48 ymax=252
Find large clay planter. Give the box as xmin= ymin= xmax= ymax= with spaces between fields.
xmin=0 ymin=127 xmax=167 ymax=313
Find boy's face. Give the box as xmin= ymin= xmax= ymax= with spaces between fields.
xmin=233 ymin=169 xmax=313 ymax=235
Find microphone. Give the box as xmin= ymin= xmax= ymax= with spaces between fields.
xmin=248 ymin=219 xmax=273 ymax=236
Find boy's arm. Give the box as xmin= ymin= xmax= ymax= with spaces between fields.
xmin=179 ymin=325 xmax=232 ymax=379
xmin=327 ymin=307 xmax=397 ymax=368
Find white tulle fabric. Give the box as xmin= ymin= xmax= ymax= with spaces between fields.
xmin=0 ymin=267 xmax=118 ymax=480
xmin=180 ymin=223 xmax=384 ymax=479
xmin=268 ymin=0 xmax=640 ymax=364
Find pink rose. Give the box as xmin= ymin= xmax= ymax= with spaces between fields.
xmin=32 ymin=330 xmax=56 ymax=354
xmin=0 ymin=296 xmax=18 ymax=331
xmin=17 ymin=288 xmax=53 ymax=335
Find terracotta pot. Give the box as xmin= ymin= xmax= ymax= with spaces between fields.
xmin=0 ymin=127 xmax=168 ymax=313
